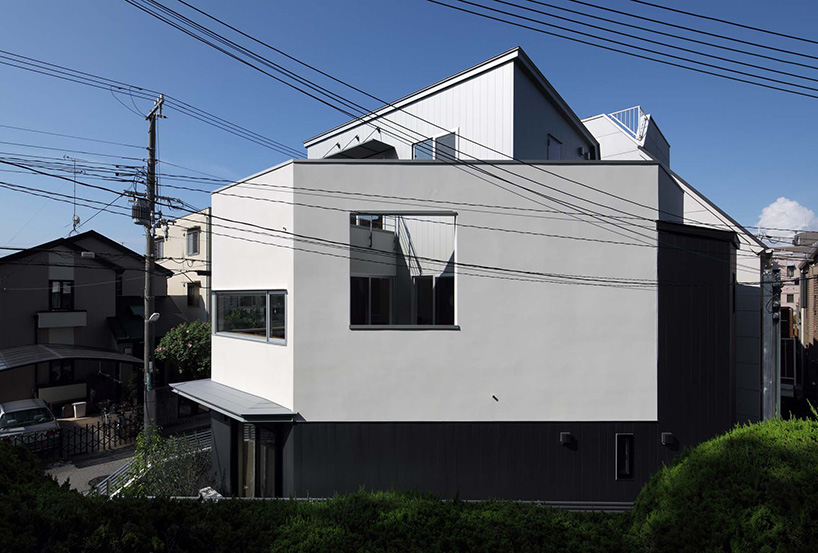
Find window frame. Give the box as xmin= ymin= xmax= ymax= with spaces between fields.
xmin=187 ymin=281 xmax=201 ymax=307
xmin=155 ymin=238 xmax=164 ymax=260
xmin=48 ymin=359 xmax=75 ymax=386
xmin=350 ymin=275 xmax=393 ymax=326
xmin=49 ymin=280 xmax=74 ymax=311
xmin=547 ymin=134 xmax=562 ymax=160
xmin=615 ymin=433 xmax=635 ymax=480
xmin=412 ymin=129 xmax=458 ymax=161
xmin=213 ymin=290 xmax=287 ymax=345
xmin=186 ymin=227 xmax=201 ymax=256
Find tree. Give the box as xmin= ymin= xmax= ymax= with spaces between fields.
xmin=154 ymin=320 xmax=211 ymax=379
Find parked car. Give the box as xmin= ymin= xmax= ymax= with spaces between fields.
xmin=0 ymin=399 xmax=60 ymax=451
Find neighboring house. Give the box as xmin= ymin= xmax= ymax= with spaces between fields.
xmin=794 ymin=233 xmax=818 ymax=407
xmin=157 ymin=208 xmax=211 ymax=322
xmin=799 ymin=236 xmax=818 ymax=408
xmin=0 ymin=231 xmax=183 ymax=415
xmin=173 ymin=47 xmax=740 ymax=505
xmin=582 ymin=107 xmax=768 ymax=423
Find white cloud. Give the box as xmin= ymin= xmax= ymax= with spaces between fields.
xmin=756 ymin=197 xmax=818 ymax=244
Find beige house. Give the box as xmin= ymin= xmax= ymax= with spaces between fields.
xmin=157 ymin=208 xmax=211 ymax=323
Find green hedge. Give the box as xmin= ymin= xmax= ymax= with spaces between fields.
xmin=629 ymin=418 xmax=818 ymax=553
xmin=0 ymin=444 xmax=625 ymax=553
xmin=2 ymin=417 xmax=816 ymax=552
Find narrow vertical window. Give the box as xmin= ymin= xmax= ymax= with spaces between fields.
xmin=187 ymin=228 xmax=201 ymax=256
xmin=155 ymin=238 xmax=164 ymax=259
xmin=269 ymin=292 xmax=286 ymax=342
xmin=547 ymin=134 xmax=562 ymax=160
xmin=616 ymin=433 xmax=634 ymax=480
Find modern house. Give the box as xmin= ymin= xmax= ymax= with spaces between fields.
xmin=173 ymin=47 xmax=744 ymax=506
xmin=0 ymin=231 xmax=182 ymax=414
xmin=157 ymin=208 xmax=211 ymax=323
xmin=582 ymin=108 xmax=769 ymax=423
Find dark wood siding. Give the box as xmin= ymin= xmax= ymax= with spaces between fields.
xmin=657 ymin=221 xmax=737 ymax=450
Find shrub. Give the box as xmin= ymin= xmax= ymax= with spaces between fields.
xmin=154 ymin=321 xmax=211 ymax=379
xmin=629 ymin=418 xmax=818 ymax=553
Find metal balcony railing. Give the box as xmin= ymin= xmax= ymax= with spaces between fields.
xmin=608 ymin=106 xmax=648 ymax=142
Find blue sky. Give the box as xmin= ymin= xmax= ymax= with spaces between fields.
xmin=1 ymin=0 xmax=816 ymax=251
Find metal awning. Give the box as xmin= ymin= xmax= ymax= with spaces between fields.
xmin=170 ymin=379 xmax=295 ymax=422
xmin=0 ymin=344 xmax=143 ymax=372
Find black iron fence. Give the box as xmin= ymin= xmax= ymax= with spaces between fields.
xmin=1 ymin=413 xmax=141 ymax=460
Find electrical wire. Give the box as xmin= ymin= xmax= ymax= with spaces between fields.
xmin=627 ymin=0 xmax=818 ymax=48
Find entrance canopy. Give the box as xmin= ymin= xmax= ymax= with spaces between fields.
xmin=0 ymin=344 xmax=142 ymax=372
xmin=170 ymin=379 xmax=294 ymax=422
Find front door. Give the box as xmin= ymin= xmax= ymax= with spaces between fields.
xmin=237 ymin=423 xmax=277 ymax=497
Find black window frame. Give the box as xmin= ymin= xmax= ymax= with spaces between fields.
xmin=350 ymin=276 xmax=392 ymax=326
xmin=547 ymin=134 xmax=562 ymax=160
xmin=155 ymin=238 xmax=164 ymax=260
xmin=48 ymin=359 xmax=75 ymax=386
xmin=49 ymin=280 xmax=74 ymax=311
xmin=615 ymin=433 xmax=634 ymax=480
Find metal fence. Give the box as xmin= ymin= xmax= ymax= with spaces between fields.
xmin=89 ymin=427 xmax=212 ymax=497
xmin=1 ymin=413 xmax=141 ymax=460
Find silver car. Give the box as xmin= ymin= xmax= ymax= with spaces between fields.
xmin=0 ymin=399 xmax=60 ymax=448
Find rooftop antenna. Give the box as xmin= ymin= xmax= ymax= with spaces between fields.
xmin=65 ymin=156 xmax=83 ymax=235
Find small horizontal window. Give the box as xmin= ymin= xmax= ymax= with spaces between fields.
xmin=215 ymin=291 xmax=286 ymax=344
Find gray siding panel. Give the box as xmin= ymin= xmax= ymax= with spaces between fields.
xmin=291 ymin=421 xmax=666 ymax=502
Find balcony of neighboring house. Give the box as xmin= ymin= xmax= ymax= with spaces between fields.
xmin=37 ymin=279 xmax=86 ymax=328
xmin=349 ymin=212 xmax=457 ymax=329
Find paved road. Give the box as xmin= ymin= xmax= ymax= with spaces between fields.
xmin=45 ymin=445 xmax=135 ymax=494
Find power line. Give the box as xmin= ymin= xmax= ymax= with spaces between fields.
xmin=516 ymin=0 xmax=818 ymax=75
xmin=0 ymin=49 xmax=304 ymax=159
xmin=628 ymin=0 xmax=818 ymax=47
xmin=0 ymin=173 xmax=757 ymax=289
xmin=140 ymin=0 xmax=801 ymax=252
xmin=496 ymin=0 xmax=818 ymax=84
xmin=569 ymin=0 xmax=818 ymax=61
xmin=428 ymin=0 xmax=818 ymax=99
xmin=0 ymin=123 xmax=145 ymax=149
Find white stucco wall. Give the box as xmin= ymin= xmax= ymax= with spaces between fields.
xmin=210 ymin=162 xmax=296 ymax=410
xmin=286 ymin=160 xmax=675 ymax=422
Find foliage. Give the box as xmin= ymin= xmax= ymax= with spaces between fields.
xmin=2 ymin=418 xmax=818 ymax=552
xmin=224 ymin=307 xmax=263 ymax=330
xmin=628 ymin=418 xmax=818 ymax=553
xmin=124 ymin=426 xmax=211 ymax=499
xmin=154 ymin=321 xmax=211 ymax=379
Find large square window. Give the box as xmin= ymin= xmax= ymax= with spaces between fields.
xmin=215 ymin=291 xmax=286 ymax=343
xmin=350 ymin=212 xmax=456 ymax=328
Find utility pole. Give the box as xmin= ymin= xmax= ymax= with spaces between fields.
xmin=143 ymin=94 xmax=164 ymax=429
xmin=761 ymin=250 xmax=781 ymax=420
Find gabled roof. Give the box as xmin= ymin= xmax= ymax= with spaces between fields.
xmin=0 ymin=230 xmax=173 ymax=276
xmin=303 ymin=47 xmax=599 ymax=156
